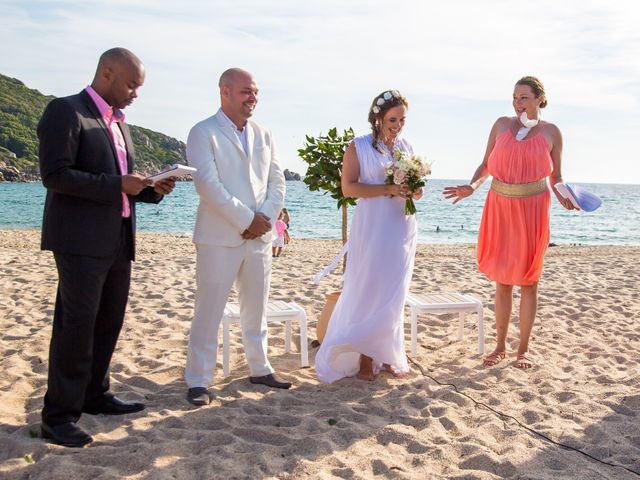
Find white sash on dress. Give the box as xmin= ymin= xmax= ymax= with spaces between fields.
xmin=312 ymin=242 xmax=349 ymax=285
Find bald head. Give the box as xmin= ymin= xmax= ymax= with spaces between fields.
xmin=219 ymin=67 xmax=258 ymax=128
xmin=97 ymin=48 xmax=142 ymax=72
xmin=91 ymin=47 xmax=145 ymax=109
xmin=218 ymin=68 xmax=252 ymax=88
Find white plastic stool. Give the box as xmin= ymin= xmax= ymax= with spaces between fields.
xmin=405 ymin=292 xmax=484 ymax=358
xmin=222 ymin=300 xmax=309 ymax=377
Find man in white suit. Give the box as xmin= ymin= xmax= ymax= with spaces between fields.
xmin=185 ymin=68 xmax=289 ymax=406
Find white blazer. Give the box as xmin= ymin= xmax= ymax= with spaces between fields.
xmin=187 ymin=109 xmax=285 ymax=247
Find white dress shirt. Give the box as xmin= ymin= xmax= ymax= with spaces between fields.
xmin=218 ymin=109 xmax=249 ymax=155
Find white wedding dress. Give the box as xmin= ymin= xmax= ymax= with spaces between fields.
xmin=315 ymin=133 xmax=417 ymax=383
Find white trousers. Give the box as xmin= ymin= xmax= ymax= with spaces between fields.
xmin=185 ymin=240 xmax=274 ymax=388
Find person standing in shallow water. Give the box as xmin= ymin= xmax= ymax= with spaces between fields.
xmin=315 ymin=90 xmax=423 ymax=383
xmin=443 ymin=76 xmax=576 ymax=369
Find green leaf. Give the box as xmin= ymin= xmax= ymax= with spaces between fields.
xmin=298 ymin=127 xmax=357 ymax=241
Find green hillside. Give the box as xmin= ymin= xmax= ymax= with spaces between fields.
xmin=0 ymin=73 xmax=185 ymax=181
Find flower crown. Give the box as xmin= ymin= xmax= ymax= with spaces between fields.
xmin=371 ymin=90 xmax=401 ymax=114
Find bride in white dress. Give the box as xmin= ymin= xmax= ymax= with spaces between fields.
xmin=315 ymin=90 xmax=422 ymax=382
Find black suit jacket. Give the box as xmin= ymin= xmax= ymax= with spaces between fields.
xmin=38 ymin=90 xmax=162 ymax=260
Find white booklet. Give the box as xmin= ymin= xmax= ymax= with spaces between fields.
xmin=554 ymin=182 xmax=580 ymax=209
xmin=146 ymin=164 xmax=197 ymax=185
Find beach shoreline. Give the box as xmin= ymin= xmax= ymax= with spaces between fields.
xmin=1 ymin=229 xmax=639 ymax=479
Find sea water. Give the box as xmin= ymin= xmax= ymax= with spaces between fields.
xmin=0 ymin=180 xmax=637 ymax=245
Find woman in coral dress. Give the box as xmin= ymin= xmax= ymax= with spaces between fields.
xmin=315 ymin=90 xmax=422 ymax=382
xmin=443 ymin=76 xmax=576 ymax=369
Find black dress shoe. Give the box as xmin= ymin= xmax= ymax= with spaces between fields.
xmin=83 ymin=394 xmax=145 ymax=415
xmin=249 ymin=373 xmax=292 ymax=389
xmin=41 ymin=422 xmax=93 ymax=448
xmin=186 ymin=387 xmax=211 ymax=406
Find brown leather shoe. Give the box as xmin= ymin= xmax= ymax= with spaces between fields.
xmin=249 ymin=373 xmax=292 ymax=389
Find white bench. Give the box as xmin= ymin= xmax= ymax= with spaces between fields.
xmin=222 ymin=300 xmax=309 ymax=377
xmin=405 ymin=292 xmax=485 ymax=358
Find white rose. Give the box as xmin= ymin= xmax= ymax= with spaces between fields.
xmin=372 ymin=106 xmax=380 ymax=114
xmin=394 ymin=169 xmax=406 ymax=184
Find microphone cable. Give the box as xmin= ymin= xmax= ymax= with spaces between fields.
xmin=407 ymin=356 xmax=640 ymax=478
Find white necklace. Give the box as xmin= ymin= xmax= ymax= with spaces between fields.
xmin=516 ymin=111 xmax=539 ymax=141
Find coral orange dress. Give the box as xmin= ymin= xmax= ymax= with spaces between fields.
xmin=477 ymin=123 xmax=553 ymax=286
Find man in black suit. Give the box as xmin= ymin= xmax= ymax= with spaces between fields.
xmin=38 ymin=47 xmax=175 ymax=448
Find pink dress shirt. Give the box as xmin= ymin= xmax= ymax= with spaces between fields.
xmin=85 ymin=86 xmax=131 ymax=218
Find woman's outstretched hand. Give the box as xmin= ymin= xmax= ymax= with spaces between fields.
xmin=443 ymin=185 xmax=474 ymax=204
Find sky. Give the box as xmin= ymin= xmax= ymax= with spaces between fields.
xmin=1 ymin=0 xmax=639 ymax=184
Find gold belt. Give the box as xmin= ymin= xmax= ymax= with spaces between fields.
xmin=490 ymin=178 xmax=548 ymax=198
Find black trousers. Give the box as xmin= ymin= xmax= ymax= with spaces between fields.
xmin=42 ymin=220 xmax=133 ymax=426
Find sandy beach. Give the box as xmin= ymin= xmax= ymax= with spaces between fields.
xmin=0 ymin=229 xmax=638 ymax=479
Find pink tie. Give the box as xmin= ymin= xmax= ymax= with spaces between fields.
xmin=107 ymin=112 xmax=131 ymax=218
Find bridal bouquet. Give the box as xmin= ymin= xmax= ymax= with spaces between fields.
xmin=385 ymin=149 xmax=431 ymax=215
